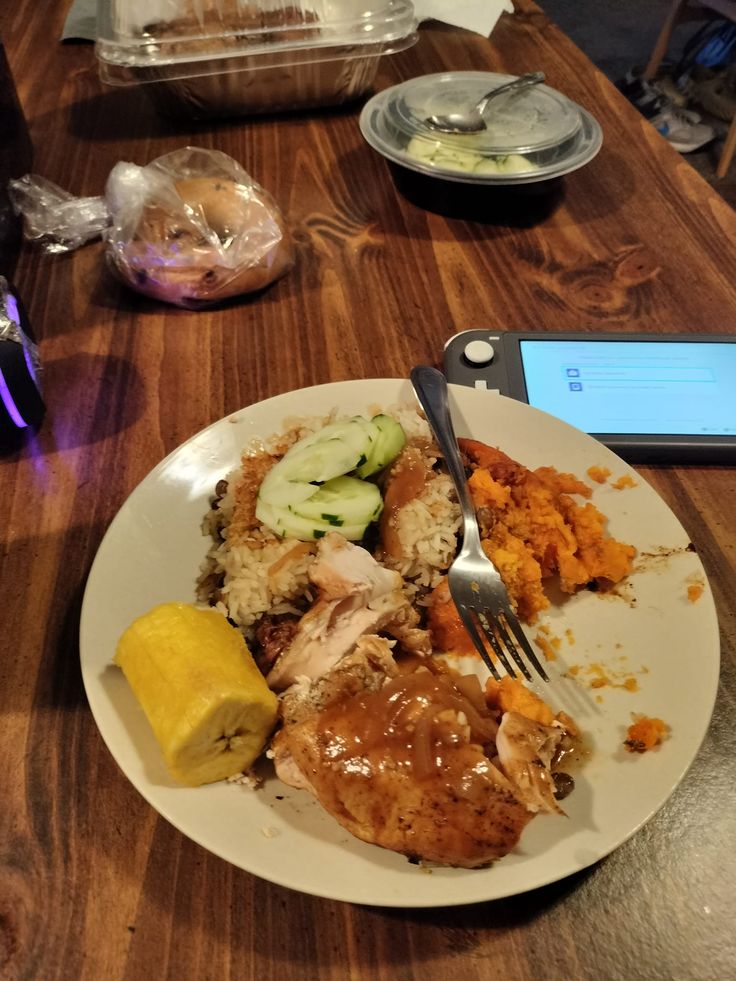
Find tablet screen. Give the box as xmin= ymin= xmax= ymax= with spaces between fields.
xmin=518 ymin=339 xmax=736 ymax=436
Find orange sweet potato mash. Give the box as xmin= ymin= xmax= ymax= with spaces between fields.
xmin=427 ymin=440 xmax=636 ymax=651
xmin=625 ymin=715 xmax=668 ymax=752
xmin=485 ymin=676 xmax=580 ymax=737
xmin=486 ymin=675 xmax=554 ymax=724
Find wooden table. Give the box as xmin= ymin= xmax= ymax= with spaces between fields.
xmin=2 ymin=2 xmax=735 ymax=978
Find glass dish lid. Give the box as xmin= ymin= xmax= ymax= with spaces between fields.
xmin=96 ymin=0 xmax=419 ymax=79
xmin=359 ymin=71 xmax=604 ymax=185
xmin=393 ymin=72 xmax=582 ymax=153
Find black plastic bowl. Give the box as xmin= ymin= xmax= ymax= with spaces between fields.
xmin=386 ymin=160 xmax=565 ymax=225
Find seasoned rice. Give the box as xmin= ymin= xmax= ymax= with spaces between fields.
xmin=378 ymin=468 xmax=461 ymax=586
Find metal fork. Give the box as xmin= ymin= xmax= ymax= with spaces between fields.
xmin=411 ymin=366 xmax=549 ymax=683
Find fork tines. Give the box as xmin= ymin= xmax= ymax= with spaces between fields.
xmin=455 ymin=600 xmax=549 ymax=684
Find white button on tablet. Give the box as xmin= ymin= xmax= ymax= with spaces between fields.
xmin=464 ymin=339 xmax=495 ymax=365
xmin=474 ymin=380 xmax=500 ymax=394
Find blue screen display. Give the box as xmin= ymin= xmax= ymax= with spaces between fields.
xmin=518 ymin=339 xmax=736 ymax=436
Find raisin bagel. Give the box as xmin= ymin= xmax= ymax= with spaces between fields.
xmin=110 ymin=176 xmax=292 ymax=307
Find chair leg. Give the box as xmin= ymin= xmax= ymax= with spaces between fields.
xmin=716 ymin=115 xmax=736 ymax=177
xmin=643 ymin=0 xmax=690 ymax=79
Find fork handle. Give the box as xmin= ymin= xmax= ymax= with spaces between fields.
xmin=410 ymin=366 xmax=483 ymax=553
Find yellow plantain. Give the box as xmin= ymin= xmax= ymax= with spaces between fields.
xmin=114 ymin=602 xmax=278 ymax=786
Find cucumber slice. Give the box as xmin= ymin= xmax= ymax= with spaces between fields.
xmin=256 ymin=415 xmax=402 ymax=542
xmin=257 ymin=470 xmax=321 ymax=510
xmin=275 ymin=437 xmax=363 ymax=484
xmin=292 ymin=418 xmax=375 ymax=461
xmin=267 ymin=418 xmax=378 ymax=485
xmin=294 ymin=476 xmax=382 ymax=526
xmin=256 ymin=497 xmax=368 ymax=542
xmin=406 ymin=136 xmax=442 ymax=162
xmin=355 ymin=414 xmax=406 ymax=478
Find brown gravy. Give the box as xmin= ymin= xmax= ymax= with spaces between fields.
xmin=315 ymin=670 xmax=499 ymax=794
xmin=379 ymin=447 xmax=428 ymax=558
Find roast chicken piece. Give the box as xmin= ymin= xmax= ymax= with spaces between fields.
xmin=272 ymin=654 xmax=553 ymax=868
xmin=274 ymin=635 xmax=399 ymax=793
xmin=266 ymin=534 xmax=429 ymax=690
xmin=279 ymin=634 xmax=400 ymax=729
xmin=496 ymin=711 xmax=565 ymax=814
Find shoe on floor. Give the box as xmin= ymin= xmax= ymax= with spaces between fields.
xmin=617 ymin=70 xmax=669 ymax=119
xmin=652 ymin=73 xmax=691 ymax=108
xmin=650 ymin=106 xmax=715 ymax=152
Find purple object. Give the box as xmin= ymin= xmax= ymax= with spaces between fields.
xmin=0 ymin=277 xmax=44 ymax=442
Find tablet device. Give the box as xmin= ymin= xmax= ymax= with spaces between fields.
xmin=444 ymin=329 xmax=736 ymax=463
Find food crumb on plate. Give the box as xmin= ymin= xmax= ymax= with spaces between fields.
xmin=261 ymin=826 xmax=280 ymax=839
xmin=566 ymin=661 xmax=641 ymax=693
xmin=611 ymin=474 xmax=638 ymax=490
xmin=534 ymin=624 xmax=561 ymax=661
xmin=624 ymin=715 xmax=669 ymax=753
xmin=585 ymin=466 xmax=637 ymax=490
xmin=686 ymin=581 xmax=705 ymax=603
xmin=227 ymin=771 xmax=263 ymax=789
xmin=533 ymin=624 xmax=577 ymax=661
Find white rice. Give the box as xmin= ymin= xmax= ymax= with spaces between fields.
xmin=380 ymin=470 xmax=462 ymax=587
xmin=210 ymin=538 xmax=315 ymax=631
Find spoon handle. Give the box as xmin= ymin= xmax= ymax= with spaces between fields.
xmin=475 ymin=71 xmax=545 ymax=116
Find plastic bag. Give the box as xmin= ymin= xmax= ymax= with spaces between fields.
xmin=9 ymin=146 xmax=293 ymax=307
xmin=7 ymin=174 xmax=110 ymax=253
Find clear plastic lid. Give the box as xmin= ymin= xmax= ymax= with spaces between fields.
xmin=96 ymin=0 xmax=419 ymax=82
xmin=359 ymin=71 xmax=603 ymax=185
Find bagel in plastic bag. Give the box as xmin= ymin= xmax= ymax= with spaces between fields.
xmin=9 ymin=146 xmax=293 ymax=308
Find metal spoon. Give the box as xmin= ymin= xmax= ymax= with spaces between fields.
xmin=424 ymin=71 xmax=546 ymax=135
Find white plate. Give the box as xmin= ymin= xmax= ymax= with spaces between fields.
xmin=79 ymin=380 xmax=720 ymax=907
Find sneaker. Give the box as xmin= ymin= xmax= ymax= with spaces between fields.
xmin=617 ymin=69 xmax=670 ymax=120
xmin=650 ymin=106 xmax=715 ymax=152
xmin=652 ymin=73 xmax=691 ymax=108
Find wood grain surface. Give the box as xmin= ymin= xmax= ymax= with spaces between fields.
xmin=1 ymin=2 xmax=735 ymax=979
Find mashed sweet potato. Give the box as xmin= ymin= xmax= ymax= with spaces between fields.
xmin=485 ymin=676 xmax=555 ymax=725
xmin=625 ymin=715 xmax=668 ymax=752
xmin=485 ymin=676 xmax=580 ymax=739
xmin=427 ymin=440 xmax=636 ymax=650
